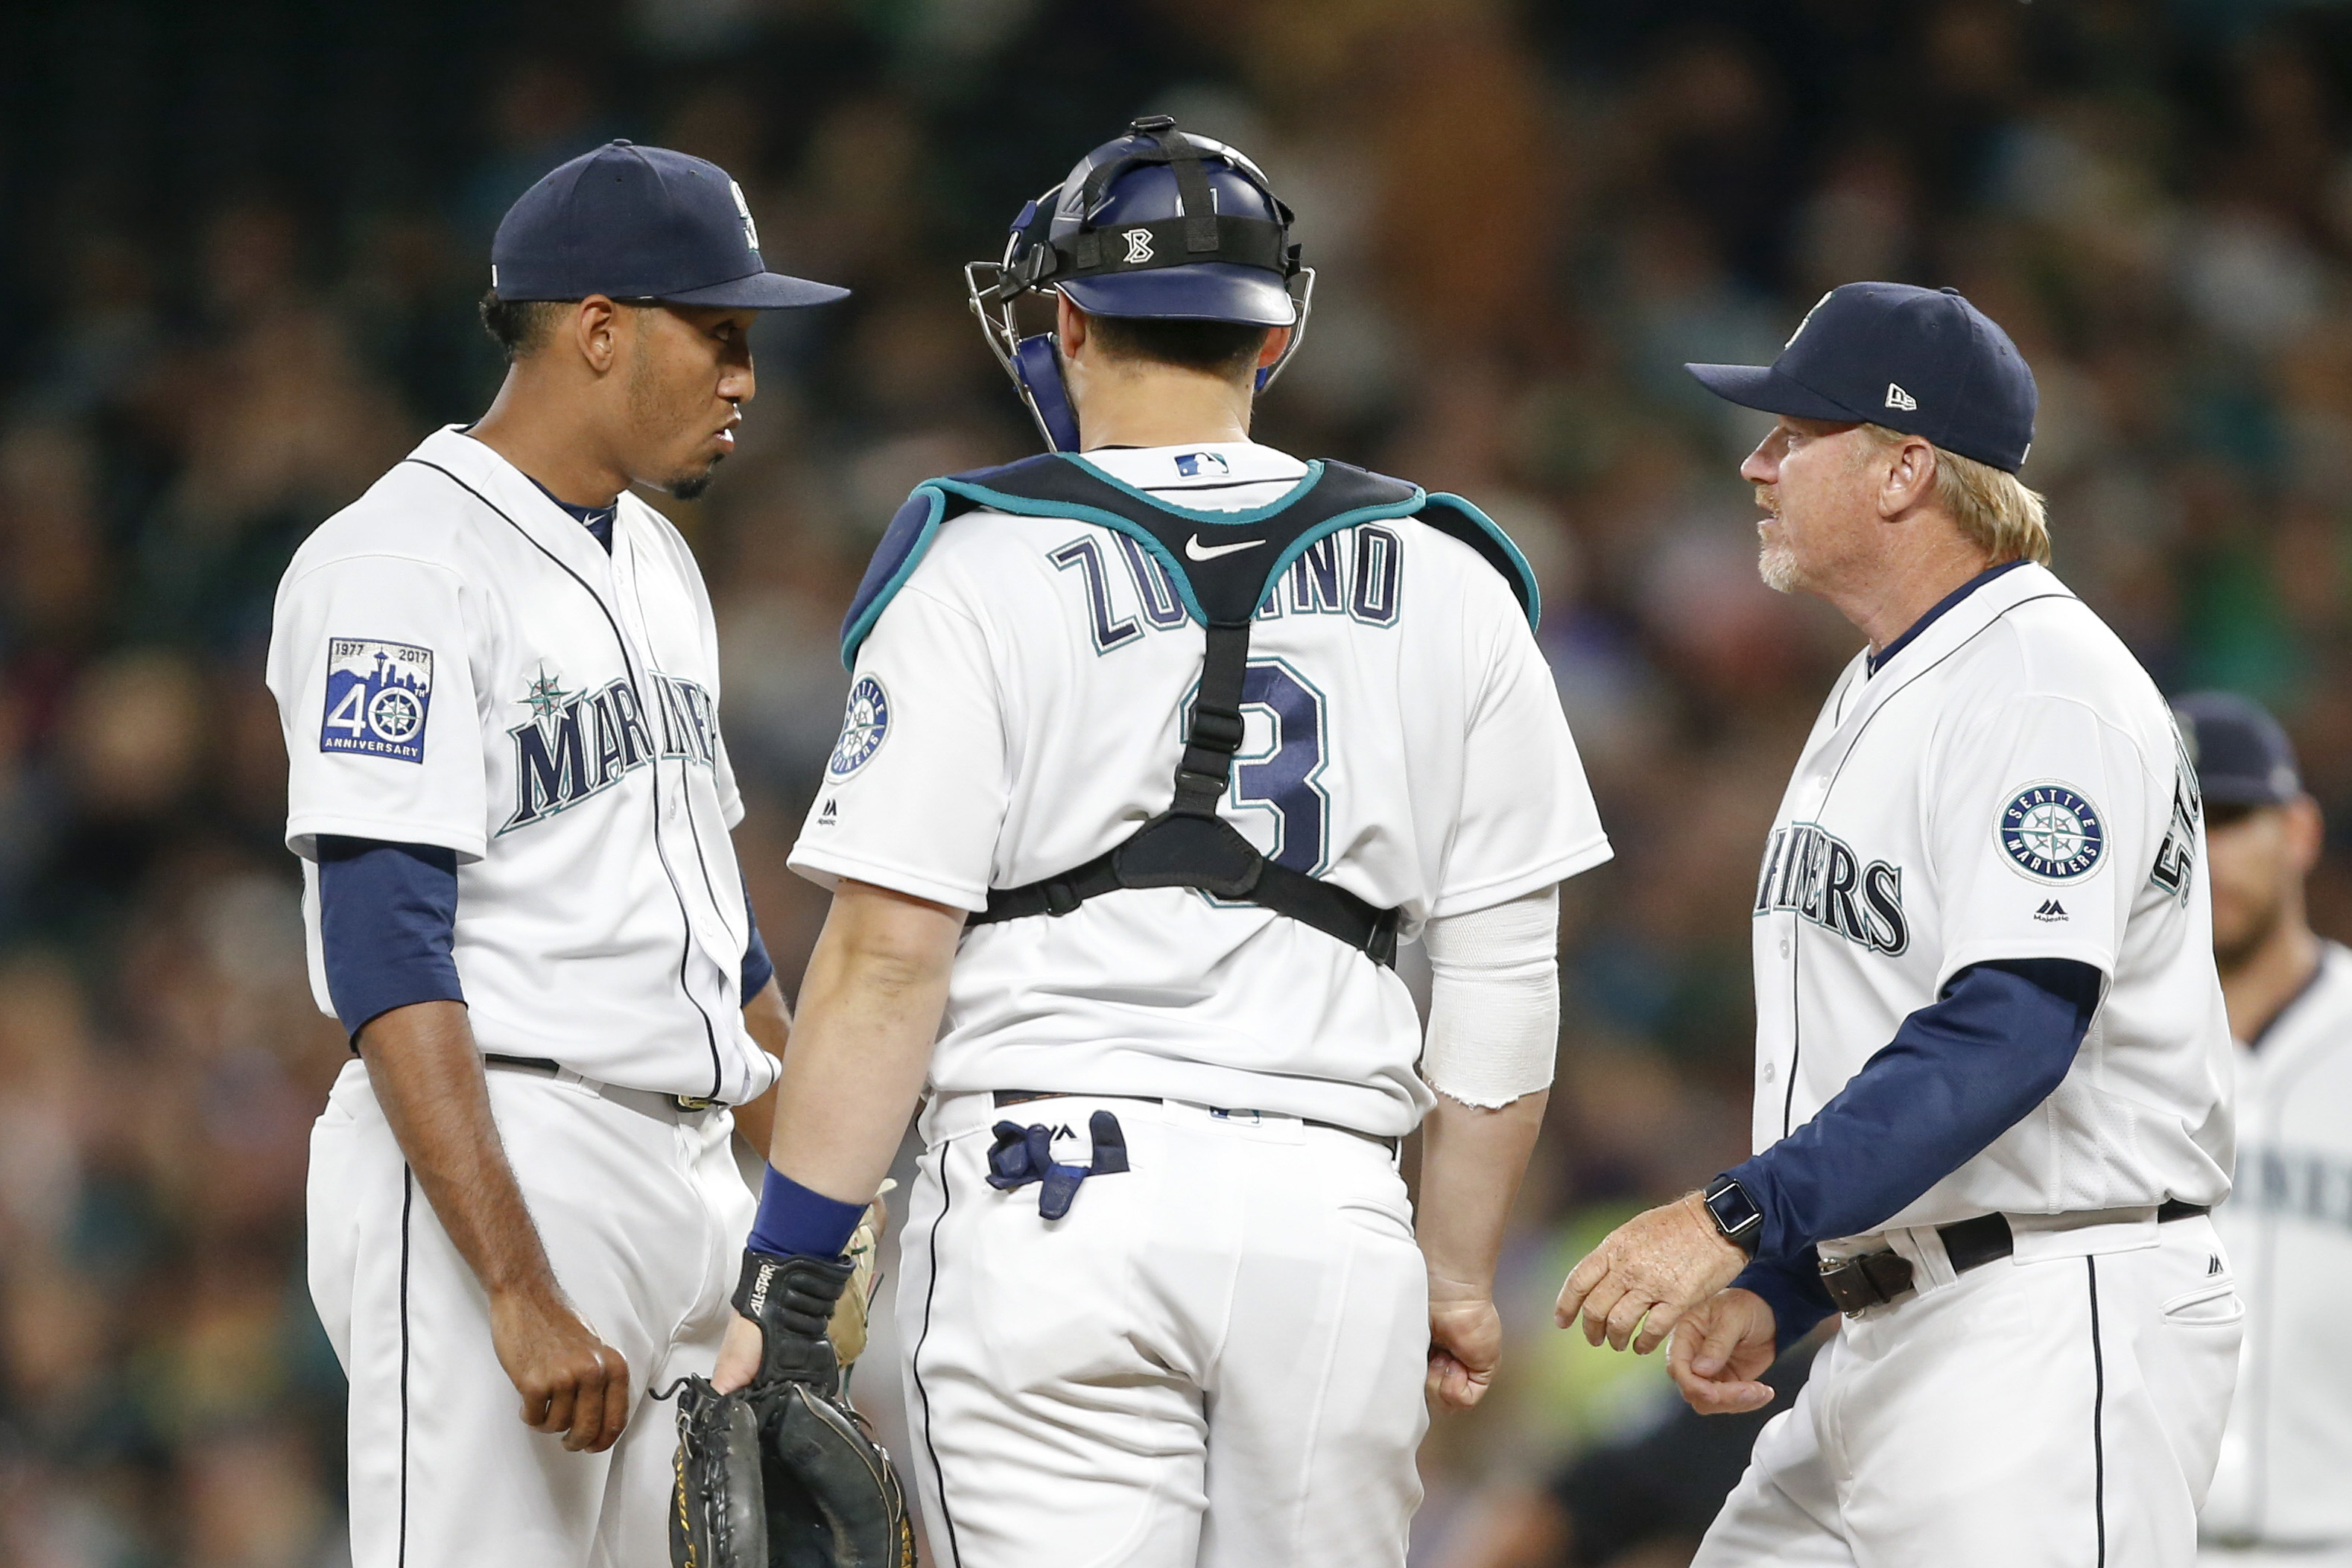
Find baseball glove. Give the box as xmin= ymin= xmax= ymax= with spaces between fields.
xmin=671 ymin=1250 xmax=915 ymax=1568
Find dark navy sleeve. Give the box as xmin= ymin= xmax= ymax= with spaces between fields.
xmin=1731 ymin=1248 xmax=1836 ymax=1353
xmin=317 ymin=835 xmax=463 ymax=1038
xmin=1723 ymin=957 xmax=2105 ymax=1264
xmin=741 ymin=879 xmax=775 ymax=1002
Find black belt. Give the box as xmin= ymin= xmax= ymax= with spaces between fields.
xmin=1818 ymin=1200 xmax=2212 ymax=1316
xmin=992 ymin=1090 xmax=1399 ymax=1155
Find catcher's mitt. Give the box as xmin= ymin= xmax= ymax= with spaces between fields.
xmin=672 ymin=1250 xmax=914 ymax=1568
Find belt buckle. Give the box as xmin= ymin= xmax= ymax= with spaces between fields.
xmin=1819 ymin=1248 xmax=1917 ymax=1316
xmin=673 ymin=1094 xmax=718 ymax=1111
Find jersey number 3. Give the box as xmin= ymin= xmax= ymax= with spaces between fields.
xmin=1229 ymin=661 xmax=1330 ymax=876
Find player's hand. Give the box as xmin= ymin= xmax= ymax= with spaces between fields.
xmin=711 ymin=1310 xmax=764 ymax=1395
xmin=711 ymin=1188 xmax=895 ymax=1394
xmin=1669 ymin=1288 xmax=1780 ymax=1415
xmin=1553 ymin=1192 xmax=1750 ymax=1355
xmin=1427 ymin=1290 xmax=1503 ymax=1410
xmin=488 ymin=1286 xmax=633 ymax=1453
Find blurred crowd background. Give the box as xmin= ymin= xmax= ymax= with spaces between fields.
xmin=3 ymin=0 xmax=2351 ymax=1563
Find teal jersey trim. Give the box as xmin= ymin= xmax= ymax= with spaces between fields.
xmin=1425 ymin=492 xmax=1541 ymax=632
xmin=838 ymin=486 xmax=948 ymax=670
xmin=839 ymin=457 xmax=1540 ymax=668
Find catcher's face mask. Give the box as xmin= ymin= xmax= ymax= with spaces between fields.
xmin=966 ymin=114 xmax=1315 ymax=452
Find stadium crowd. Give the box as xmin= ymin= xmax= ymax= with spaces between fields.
xmin=2 ymin=1 xmax=2349 ymax=1563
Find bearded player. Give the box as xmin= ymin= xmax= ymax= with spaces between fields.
xmin=2184 ymin=692 xmax=2352 ymax=1568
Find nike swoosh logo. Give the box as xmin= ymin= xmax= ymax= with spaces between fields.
xmin=1185 ymin=534 xmax=1264 ymax=560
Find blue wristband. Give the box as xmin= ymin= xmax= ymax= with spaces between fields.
xmin=747 ymin=1165 xmax=865 ymax=1260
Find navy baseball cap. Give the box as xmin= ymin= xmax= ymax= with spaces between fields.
xmin=1686 ymin=282 xmax=2037 ymax=473
xmin=490 ymin=140 xmax=847 ymax=310
xmin=2174 ymin=692 xmax=2304 ymax=807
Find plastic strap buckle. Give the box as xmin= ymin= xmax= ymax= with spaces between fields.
xmin=1189 ymin=705 xmax=1246 ymax=754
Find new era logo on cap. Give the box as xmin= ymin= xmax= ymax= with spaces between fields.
xmin=1886 ymin=383 xmax=1918 ymax=411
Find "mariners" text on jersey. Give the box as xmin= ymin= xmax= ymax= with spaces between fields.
xmin=504 ymin=671 xmax=718 ymax=831
xmin=1754 ymin=822 xmax=1909 ymax=956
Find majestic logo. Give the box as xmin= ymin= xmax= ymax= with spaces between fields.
xmin=502 ymin=667 xmax=718 ymax=831
xmin=2000 ymin=784 xmax=2105 ymax=881
xmin=1885 ymin=382 xmax=1918 ymax=411
xmin=1185 ymin=534 xmax=1263 ymax=561
xmin=1175 ymin=451 xmax=1230 ymax=478
xmin=2034 ymin=899 xmax=2069 ymax=922
xmin=320 ymin=638 xmax=434 ymax=763
xmin=729 ymin=179 xmax=760 ymax=251
xmin=1755 ymin=822 xmax=1909 ymax=955
xmin=1122 ymin=226 xmax=1155 ymax=265
xmin=829 ymin=676 xmax=890 ymax=778
xmin=818 ymin=799 xmax=839 ymax=825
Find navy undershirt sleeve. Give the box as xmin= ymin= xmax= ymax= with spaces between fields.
xmin=1725 ymin=957 xmax=2105 ymax=1269
xmin=316 ymin=835 xmax=463 ymax=1038
xmin=1731 ymin=1248 xmax=1836 ymax=1353
xmin=742 ymin=880 xmax=775 ymax=1002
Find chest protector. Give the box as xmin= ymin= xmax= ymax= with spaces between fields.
xmin=840 ymin=454 xmax=1539 ymax=967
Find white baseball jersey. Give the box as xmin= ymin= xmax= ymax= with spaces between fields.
xmin=267 ymin=426 xmax=778 ymax=1105
xmin=2204 ymin=941 xmax=2352 ymax=1549
xmin=787 ymin=440 xmax=1611 ymax=1136
xmin=1752 ymin=561 xmax=2234 ymax=1230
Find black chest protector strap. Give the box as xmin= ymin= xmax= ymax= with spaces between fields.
xmin=845 ymin=453 xmax=1539 ymax=968
xmin=978 ymin=615 xmax=1401 ymax=963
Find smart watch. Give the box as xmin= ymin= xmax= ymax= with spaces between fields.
xmin=1702 ymin=1174 xmax=1765 ymax=1256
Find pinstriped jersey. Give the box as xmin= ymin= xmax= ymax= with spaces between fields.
xmin=1752 ymin=563 xmax=2232 ymax=1231
xmin=267 ymin=427 xmax=778 ymax=1104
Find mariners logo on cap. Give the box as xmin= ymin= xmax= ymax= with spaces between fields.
xmin=828 ymin=676 xmax=890 ymax=778
xmin=728 ymin=180 xmax=759 ymax=251
xmin=320 ymin=638 xmax=434 ymax=763
xmin=1998 ymin=783 xmax=2105 ymax=882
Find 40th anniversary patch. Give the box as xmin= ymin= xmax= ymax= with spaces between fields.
xmin=320 ymin=638 xmax=434 ymax=763
xmin=829 ymin=676 xmax=890 ymax=778
xmin=1998 ymin=783 xmax=2105 ymax=881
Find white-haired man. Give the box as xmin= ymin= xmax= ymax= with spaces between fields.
xmin=1556 ymin=282 xmax=2238 ymax=1567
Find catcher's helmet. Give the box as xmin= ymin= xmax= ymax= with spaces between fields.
xmin=968 ymin=115 xmax=1314 ymax=451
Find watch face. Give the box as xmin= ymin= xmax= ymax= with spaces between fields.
xmin=1707 ymin=1181 xmax=1763 ymax=1237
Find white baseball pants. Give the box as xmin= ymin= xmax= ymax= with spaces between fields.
xmin=307 ymin=1058 xmax=755 ymax=1568
xmin=893 ymin=1092 xmax=1431 ymax=1568
xmin=1696 ymin=1211 xmax=2242 ymax=1568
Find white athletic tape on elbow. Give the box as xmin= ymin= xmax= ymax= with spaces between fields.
xmin=1419 ymin=885 xmax=1560 ymax=1108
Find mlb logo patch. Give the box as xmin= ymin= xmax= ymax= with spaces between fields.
xmin=320 ymin=638 xmax=434 ymax=763
xmin=1174 ymin=451 xmax=1229 ymax=478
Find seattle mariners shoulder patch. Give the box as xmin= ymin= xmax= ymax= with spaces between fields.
xmin=828 ymin=676 xmax=890 ymax=778
xmin=1998 ymin=782 xmax=2105 ymax=881
xmin=320 ymin=638 xmax=434 ymax=763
